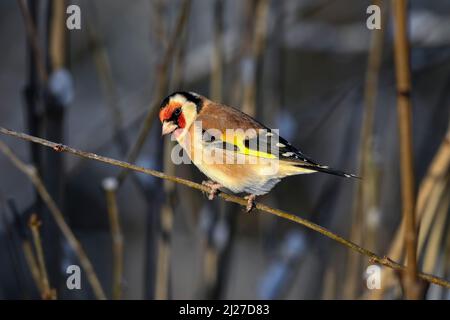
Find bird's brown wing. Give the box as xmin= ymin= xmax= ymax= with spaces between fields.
xmin=196 ymin=100 xmax=358 ymax=178
xmin=196 ymin=101 xmax=317 ymax=163
xmin=196 ymin=101 xmax=266 ymax=132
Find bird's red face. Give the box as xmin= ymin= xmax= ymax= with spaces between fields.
xmin=159 ymin=101 xmax=186 ymax=136
xmin=159 ymin=92 xmax=203 ymax=139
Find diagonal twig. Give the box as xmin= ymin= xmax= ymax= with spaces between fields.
xmin=0 ymin=136 xmax=106 ymax=300
xmin=1 ymin=126 xmax=450 ymax=289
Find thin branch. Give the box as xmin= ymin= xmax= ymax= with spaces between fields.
xmin=102 ymin=178 xmax=124 ymax=300
xmin=361 ymin=0 xmax=386 ymax=249
xmin=6 ymin=199 xmax=43 ymax=295
xmin=17 ymin=0 xmax=48 ymax=83
xmin=117 ymin=0 xmax=192 ymax=185
xmin=392 ymin=0 xmax=421 ymax=299
xmin=149 ymin=0 xmax=168 ymax=50
xmin=28 ymin=213 xmax=56 ymax=300
xmin=422 ymin=184 xmax=450 ymax=274
xmin=44 ymin=0 xmax=69 ymax=282
xmin=368 ymin=125 xmax=450 ymax=299
xmin=155 ymin=203 xmax=173 ymax=299
xmin=442 ymin=220 xmax=450 ymax=299
xmin=417 ymin=174 xmax=449 ymax=255
xmin=86 ymin=3 xmax=128 ymax=155
xmin=0 ymin=137 xmax=106 ymax=300
xmin=0 ymin=197 xmax=28 ymax=297
xmin=153 ymin=0 xmax=191 ymax=298
xmin=22 ymin=240 xmax=42 ymax=294
xmin=345 ymin=0 xmax=386 ymax=299
xmin=210 ymin=0 xmax=224 ymax=102
xmin=199 ymin=0 xmax=225 ymax=299
xmin=241 ymin=0 xmax=269 ymax=117
xmin=1 ymin=127 xmax=450 ymax=289
xmin=48 ymin=0 xmax=66 ymax=70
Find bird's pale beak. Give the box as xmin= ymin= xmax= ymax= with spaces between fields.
xmin=161 ymin=121 xmax=178 ymax=136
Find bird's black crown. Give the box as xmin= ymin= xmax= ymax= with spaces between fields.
xmin=160 ymin=91 xmax=203 ymax=112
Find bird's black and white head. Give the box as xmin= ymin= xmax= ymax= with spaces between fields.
xmin=159 ymin=91 xmax=203 ymax=139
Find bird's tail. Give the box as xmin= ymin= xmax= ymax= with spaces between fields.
xmin=294 ymin=164 xmax=360 ymax=179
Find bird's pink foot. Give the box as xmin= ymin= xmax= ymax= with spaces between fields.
xmin=244 ymin=194 xmax=257 ymax=213
xmin=202 ymin=180 xmax=222 ymax=200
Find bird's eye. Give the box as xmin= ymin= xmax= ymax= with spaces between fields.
xmin=174 ymin=108 xmax=181 ymax=117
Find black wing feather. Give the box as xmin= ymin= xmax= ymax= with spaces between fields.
xmin=244 ymin=130 xmax=359 ymax=179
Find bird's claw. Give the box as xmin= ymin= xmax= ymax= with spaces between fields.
xmin=244 ymin=194 xmax=256 ymax=213
xmin=202 ymin=180 xmax=222 ymax=200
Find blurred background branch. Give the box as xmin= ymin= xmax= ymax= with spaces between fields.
xmin=392 ymin=0 xmax=421 ymax=299
xmin=116 ymin=0 xmax=192 ymax=186
xmin=344 ymin=0 xmax=386 ymax=299
xmin=0 ymin=139 xmax=106 ymax=300
xmin=102 ymin=177 xmax=124 ymax=300
xmin=28 ymin=213 xmax=56 ymax=300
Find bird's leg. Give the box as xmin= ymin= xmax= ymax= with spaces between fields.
xmin=202 ymin=180 xmax=222 ymax=200
xmin=244 ymin=194 xmax=257 ymax=213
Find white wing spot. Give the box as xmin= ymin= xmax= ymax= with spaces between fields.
xmin=282 ymin=152 xmax=294 ymax=157
xmin=276 ymin=142 xmax=285 ymax=148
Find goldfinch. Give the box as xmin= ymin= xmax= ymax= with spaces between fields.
xmin=159 ymin=91 xmax=358 ymax=211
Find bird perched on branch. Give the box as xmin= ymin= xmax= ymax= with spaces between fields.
xmin=159 ymin=91 xmax=358 ymax=212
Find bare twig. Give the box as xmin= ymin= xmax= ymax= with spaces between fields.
xmin=1 ymin=127 xmax=450 ymax=289
xmin=144 ymin=0 xmax=167 ymax=300
xmin=102 ymin=178 xmax=124 ymax=300
xmin=44 ymin=0 xmax=69 ymax=282
xmin=0 ymin=138 xmax=106 ymax=300
xmin=22 ymin=240 xmax=42 ymax=294
xmin=28 ymin=214 xmax=56 ymax=300
xmin=86 ymin=3 xmax=128 ymax=155
xmin=155 ymin=203 xmax=173 ymax=300
xmin=442 ymin=222 xmax=450 ymax=299
xmin=417 ymin=175 xmax=449 ymax=255
xmin=210 ymin=0 xmax=224 ymax=102
xmin=200 ymin=0 xmax=225 ymax=299
xmin=368 ymin=125 xmax=450 ymax=299
xmin=422 ymin=185 xmax=450 ymax=274
xmin=0 ymin=197 xmax=27 ymax=297
xmin=151 ymin=0 xmax=192 ymax=300
xmin=21 ymin=0 xmax=45 ymax=214
xmin=117 ymin=0 xmax=192 ymax=185
xmin=6 ymin=199 xmax=43 ymax=295
xmin=345 ymin=0 xmax=386 ymax=299
xmin=392 ymin=0 xmax=421 ymax=299
xmin=241 ymin=0 xmax=269 ymax=117
xmin=322 ymin=255 xmax=337 ymax=299
xmin=17 ymin=0 xmax=48 ymax=83
xmin=48 ymin=0 xmax=66 ymax=70
xmin=150 ymin=0 xmax=168 ymax=50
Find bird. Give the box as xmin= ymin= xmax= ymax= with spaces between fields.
xmin=159 ymin=91 xmax=358 ymax=212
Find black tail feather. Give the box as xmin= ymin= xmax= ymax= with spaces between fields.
xmin=296 ymin=164 xmax=360 ymax=179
